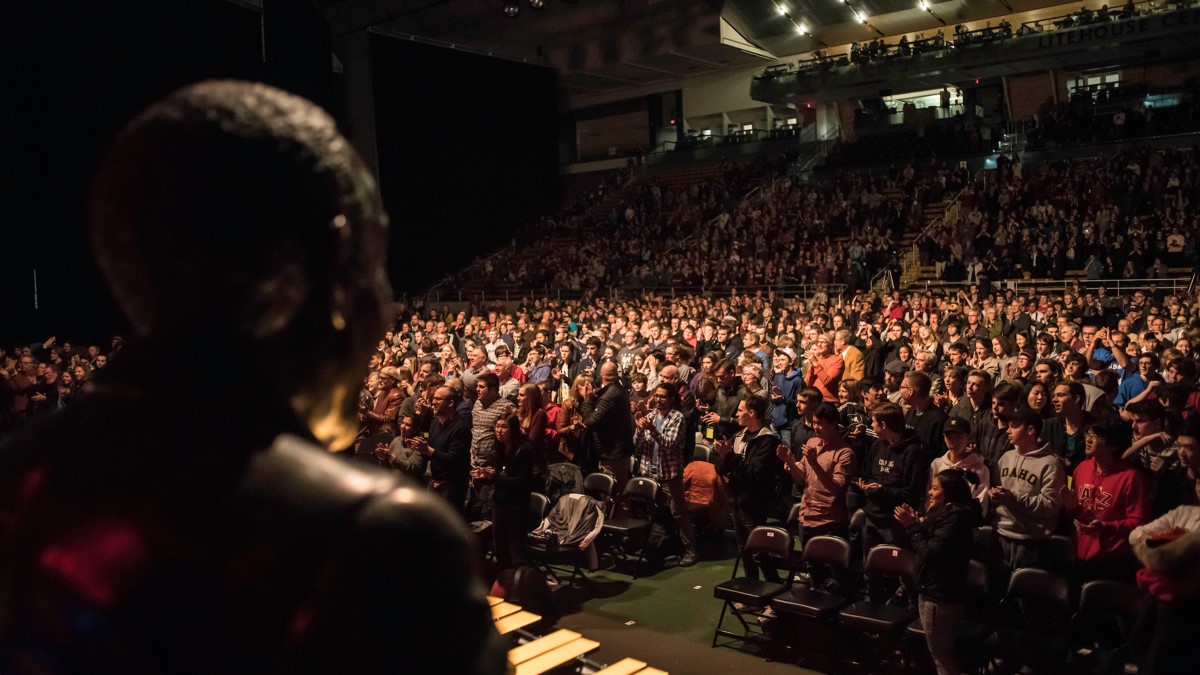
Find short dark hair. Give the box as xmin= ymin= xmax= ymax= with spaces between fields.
xmin=741 ymin=393 xmax=769 ymax=420
xmin=904 ymin=371 xmax=932 ymax=397
xmin=872 ymin=402 xmax=906 ymax=433
xmin=812 ymin=402 xmax=840 ymax=424
xmin=1125 ymin=400 xmax=1165 ymax=424
xmin=477 ymin=372 xmax=499 ymax=392
xmin=1088 ymin=419 xmax=1132 ymax=451
xmin=653 ymin=383 xmax=680 ymax=409
xmin=993 ymin=381 xmax=1023 ymax=404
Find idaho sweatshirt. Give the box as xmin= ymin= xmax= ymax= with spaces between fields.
xmin=994 ymin=444 xmax=1065 ymax=541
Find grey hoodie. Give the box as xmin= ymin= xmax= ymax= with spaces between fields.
xmin=994 ymin=443 xmax=1065 ymax=540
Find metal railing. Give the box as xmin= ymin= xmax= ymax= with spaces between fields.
xmin=416 ymin=283 xmax=848 ymax=306
xmin=907 ymin=276 xmax=1193 ymax=296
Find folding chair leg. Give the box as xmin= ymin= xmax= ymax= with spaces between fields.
xmin=712 ymin=601 xmax=730 ymax=647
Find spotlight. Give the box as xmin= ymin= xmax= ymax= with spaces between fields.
xmin=530 ymin=0 xmax=545 ymax=8
xmin=796 ymin=23 xmax=806 ymax=34
xmin=919 ymin=0 xmax=928 ymax=10
xmin=856 ymin=11 xmax=866 ymax=23
xmin=503 ymin=1 xmax=519 ymax=17
xmin=778 ymin=4 xmax=787 ymax=15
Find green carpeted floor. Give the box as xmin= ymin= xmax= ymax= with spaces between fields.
xmin=551 ymin=552 xmax=826 ymax=674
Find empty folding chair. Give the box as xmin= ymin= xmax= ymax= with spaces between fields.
xmin=528 ymin=492 xmax=550 ymax=531
xmin=836 ymin=545 xmax=920 ymax=669
xmin=599 ymin=477 xmax=659 ymax=577
xmin=582 ymin=472 xmax=615 ymax=516
xmin=985 ymin=567 xmax=1071 ymax=673
xmin=712 ymin=526 xmax=793 ymax=648
xmin=1066 ymin=580 xmax=1146 ymax=675
xmin=771 ymin=535 xmax=853 ymax=621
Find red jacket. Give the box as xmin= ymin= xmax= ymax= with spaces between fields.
xmin=1073 ymin=458 xmax=1151 ymax=563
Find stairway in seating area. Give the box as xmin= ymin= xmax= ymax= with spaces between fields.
xmin=898 ymin=197 xmax=953 ymax=286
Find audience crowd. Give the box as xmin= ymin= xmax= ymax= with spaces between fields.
xmin=919 ymin=146 xmax=1199 ymax=284
xmin=5 ymin=147 xmax=1200 ymax=675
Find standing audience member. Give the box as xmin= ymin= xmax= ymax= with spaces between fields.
xmin=858 ymin=403 xmax=928 ymax=549
xmin=989 ymin=408 xmax=1065 ymax=570
xmin=714 ymin=394 xmax=783 ymax=576
xmin=474 ymin=415 xmax=535 ymax=569
xmin=1068 ymin=419 xmax=1150 ymax=582
xmin=777 ymin=402 xmax=856 ymax=541
xmin=585 ymin=362 xmax=635 ymax=507
xmin=895 ymin=469 xmax=981 ymax=675
xmin=633 ymin=383 xmax=698 ymax=566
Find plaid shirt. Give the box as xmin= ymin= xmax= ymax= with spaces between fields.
xmin=634 ymin=409 xmax=685 ymax=480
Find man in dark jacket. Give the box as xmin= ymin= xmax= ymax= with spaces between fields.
xmin=411 ymin=386 xmax=473 ymax=513
xmin=714 ymin=393 xmax=783 ymax=578
xmin=701 ymin=358 xmax=746 ymax=441
xmin=585 ymin=362 xmax=635 ymax=505
xmin=858 ymin=402 xmax=929 ymax=550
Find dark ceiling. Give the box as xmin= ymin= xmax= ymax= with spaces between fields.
xmin=316 ymin=0 xmax=1091 ymax=99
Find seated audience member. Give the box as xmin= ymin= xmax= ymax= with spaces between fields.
xmin=895 ymin=469 xmax=980 ymax=675
xmin=633 ymin=383 xmax=698 ymax=566
xmin=858 ymin=403 xmax=928 ymax=550
xmin=1068 ymin=419 xmax=1150 ymax=582
xmin=776 ymin=402 xmax=856 ymax=541
xmin=989 ymin=408 xmax=1065 ymax=570
xmin=929 ymin=416 xmax=991 ymax=516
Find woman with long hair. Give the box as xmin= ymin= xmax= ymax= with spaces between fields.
xmin=472 ymin=414 xmax=534 ymax=569
xmin=517 ymin=382 xmax=549 ymax=477
xmin=556 ymin=374 xmax=594 ymax=471
xmin=895 ymin=470 xmax=981 ymax=675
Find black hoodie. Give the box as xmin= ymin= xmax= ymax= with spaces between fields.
xmin=861 ymin=431 xmax=929 ymax=525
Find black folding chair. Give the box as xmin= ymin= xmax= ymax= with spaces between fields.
xmin=528 ymin=492 xmax=550 ymax=531
xmin=712 ymin=526 xmax=793 ymax=648
xmin=599 ymin=477 xmax=659 ymax=577
xmin=771 ymin=535 xmax=853 ymax=621
xmin=1066 ymin=580 xmax=1145 ymax=675
xmin=837 ymin=545 xmax=920 ymax=669
xmin=985 ymin=567 xmax=1072 ymax=673
xmin=582 ymin=472 xmax=616 ymax=516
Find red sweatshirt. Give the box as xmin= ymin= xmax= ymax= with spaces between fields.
xmin=1072 ymin=457 xmax=1152 ymax=562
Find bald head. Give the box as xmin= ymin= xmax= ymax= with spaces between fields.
xmin=600 ymin=361 xmax=618 ymax=384
xmin=659 ymin=364 xmax=680 ymax=384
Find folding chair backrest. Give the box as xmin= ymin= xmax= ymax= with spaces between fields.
xmin=692 ymin=445 xmax=712 ymax=463
xmin=743 ymin=526 xmax=793 ymax=561
xmin=582 ymin=472 xmax=615 ymax=502
xmin=1073 ymin=580 xmax=1145 ymax=648
xmin=623 ymin=477 xmax=659 ymax=504
xmin=529 ymin=492 xmax=551 ymax=527
xmin=802 ymin=535 xmax=851 ymax=572
xmin=1006 ymin=567 xmax=1070 ymax=631
xmin=863 ymin=545 xmax=919 ymax=586
xmin=849 ymin=509 xmax=866 ymax=533
xmin=966 ymin=559 xmax=989 ymax=598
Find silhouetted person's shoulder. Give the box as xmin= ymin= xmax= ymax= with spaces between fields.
xmin=0 ymin=80 xmax=503 ymax=673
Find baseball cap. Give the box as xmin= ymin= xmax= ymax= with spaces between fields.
xmin=943 ymin=416 xmax=971 ymax=435
xmin=1003 ymin=407 xmax=1044 ymax=434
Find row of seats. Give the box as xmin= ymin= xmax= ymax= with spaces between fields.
xmin=713 ymin=525 xmax=1145 ymax=673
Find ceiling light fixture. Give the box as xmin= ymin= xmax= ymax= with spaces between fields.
xmin=919 ymin=0 xmax=946 ymax=25
xmin=530 ymin=0 xmax=545 ymax=9
xmin=502 ymin=1 xmax=519 ymax=17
